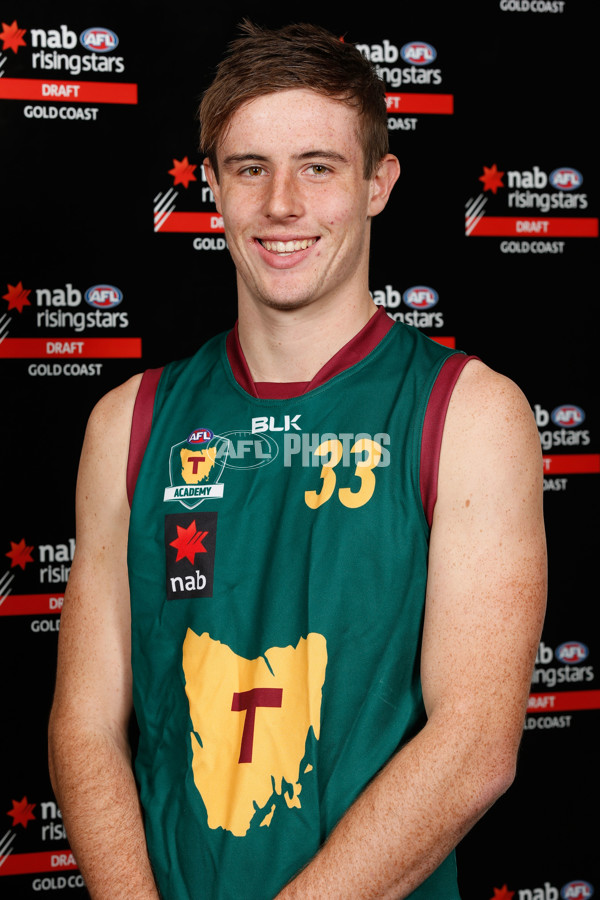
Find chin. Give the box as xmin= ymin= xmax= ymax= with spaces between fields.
xmin=262 ymin=299 xmax=313 ymax=313
xmin=256 ymin=291 xmax=318 ymax=313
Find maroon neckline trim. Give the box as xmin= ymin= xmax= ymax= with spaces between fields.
xmin=225 ymin=307 xmax=394 ymax=400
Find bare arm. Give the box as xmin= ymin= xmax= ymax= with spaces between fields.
xmin=48 ymin=375 xmax=160 ymax=899
xmin=276 ymin=360 xmax=547 ymax=899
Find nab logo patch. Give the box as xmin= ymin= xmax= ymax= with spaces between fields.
xmin=165 ymin=512 xmax=217 ymax=600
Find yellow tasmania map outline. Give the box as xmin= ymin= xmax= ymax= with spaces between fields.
xmin=182 ymin=630 xmax=327 ymax=837
xmin=179 ymin=446 xmax=218 ymax=484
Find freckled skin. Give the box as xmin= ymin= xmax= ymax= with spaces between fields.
xmin=203 ymin=89 xmax=400 ymax=384
xmin=204 ymin=90 xmax=396 ymax=317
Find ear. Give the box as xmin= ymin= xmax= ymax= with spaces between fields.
xmin=203 ymin=157 xmax=222 ymax=214
xmin=368 ymin=154 xmax=401 ymax=217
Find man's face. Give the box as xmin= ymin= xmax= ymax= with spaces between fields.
xmin=204 ymin=89 xmax=397 ymax=314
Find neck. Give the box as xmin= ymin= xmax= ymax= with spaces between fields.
xmin=237 ymin=293 xmax=378 ymax=383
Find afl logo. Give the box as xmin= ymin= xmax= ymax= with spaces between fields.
xmin=84 ymin=285 xmax=122 ymax=309
xmin=220 ymin=430 xmax=279 ymax=469
xmin=80 ymin=27 xmax=119 ymax=53
xmin=187 ymin=428 xmax=214 ymax=444
xmin=561 ymin=881 xmax=594 ymax=900
xmin=550 ymin=167 xmax=583 ymax=191
xmin=551 ymin=405 xmax=585 ymax=428
xmin=400 ymin=41 xmax=437 ymax=65
xmin=403 ymin=286 xmax=438 ymax=310
xmin=556 ymin=641 xmax=589 ymax=665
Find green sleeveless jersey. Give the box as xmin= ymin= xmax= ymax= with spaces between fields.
xmin=128 ymin=318 xmax=465 ymax=899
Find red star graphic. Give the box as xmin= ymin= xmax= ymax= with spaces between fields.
xmin=168 ymin=156 xmax=197 ymax=188
xmin=491 ymin=886 xmax=515 ymax=900
xmin=170 ymin=521 xmax=208 ymax=563
xmin=0 ymin=20 xmax=27 ymax=54
xmin=479 ymin=163 xmax=505 ymax=194
xmin=6 ymin=538 xmax=34 ymax=570
xmin=7 ymin=797 xmax=36 ymax=828
xmin=3 ymin=281 xmax=31 ymax=313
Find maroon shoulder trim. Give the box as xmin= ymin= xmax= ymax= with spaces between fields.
xmin=127 ymin=367 xmax=163 ymax=507
xmin=226 ymin=324 xmax=258 ymax=397
xmin=420 ymin=354 xmax=477 ymax=528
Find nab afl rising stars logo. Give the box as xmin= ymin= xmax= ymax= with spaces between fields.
xmin=164 ymin=427 xmax=229 ymax=509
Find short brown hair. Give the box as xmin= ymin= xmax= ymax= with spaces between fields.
xmin=199 ymin=20 xmax=389 ymax=179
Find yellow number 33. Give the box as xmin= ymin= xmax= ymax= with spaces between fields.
xmin=304 ymin=438 xmax=382 ymax=510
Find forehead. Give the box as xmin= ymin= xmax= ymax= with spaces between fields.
xmin=218 ymin=88 xmax=363 ymax=162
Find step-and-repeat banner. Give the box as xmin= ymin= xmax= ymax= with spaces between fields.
xmin=1 ymin=2 xmax=597 ymax=898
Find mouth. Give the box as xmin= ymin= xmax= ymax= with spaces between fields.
xmin=258 ymin=237 xmax=318 ymax=257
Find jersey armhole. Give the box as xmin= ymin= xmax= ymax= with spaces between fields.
xmin=420 ymin=354 xmax=477 ymax=529
xmin=126 ymin=367 xmax=163 ymax=507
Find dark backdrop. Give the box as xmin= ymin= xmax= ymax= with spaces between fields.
xmin=1 ymin=2 xmax=597 ymax=897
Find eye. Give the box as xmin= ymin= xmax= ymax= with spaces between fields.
xmin=307 ymin=164 xmax=329 ymax=176
xmin=244 ymin=165 xmax=265 ymax=177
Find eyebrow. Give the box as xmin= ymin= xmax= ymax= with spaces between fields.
xmin=222 ymin=150 xmax=349 ymax=168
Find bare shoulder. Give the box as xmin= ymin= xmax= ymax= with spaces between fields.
xmin=428 ymin=356 xmax=546 ymax=652
xmin=446 ymin=357 xmax=539 ymax=440
xmin=84 ymin=372 xmax=143 ymax=448
xmin=73 ymin=370 xmax=145 ymax=564
xmin=423 ymin=359 xmax=546 ymax=730
xmin=77 ymin=373 xmax=143 ymax=500
xmin=438 ymin=358 xmax=543 ymax=499
xmin=51 ymin=374 xmax=145 ymax=731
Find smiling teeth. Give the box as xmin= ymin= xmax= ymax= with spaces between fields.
xmin=262 ymin=238 xmax=317 ymax=253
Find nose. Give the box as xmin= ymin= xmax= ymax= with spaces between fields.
xmin=262 ymin=169 xmax=303 ymax=220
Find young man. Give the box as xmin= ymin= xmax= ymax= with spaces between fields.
xmin=48 ymin=22 xmax=547 ymax=899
